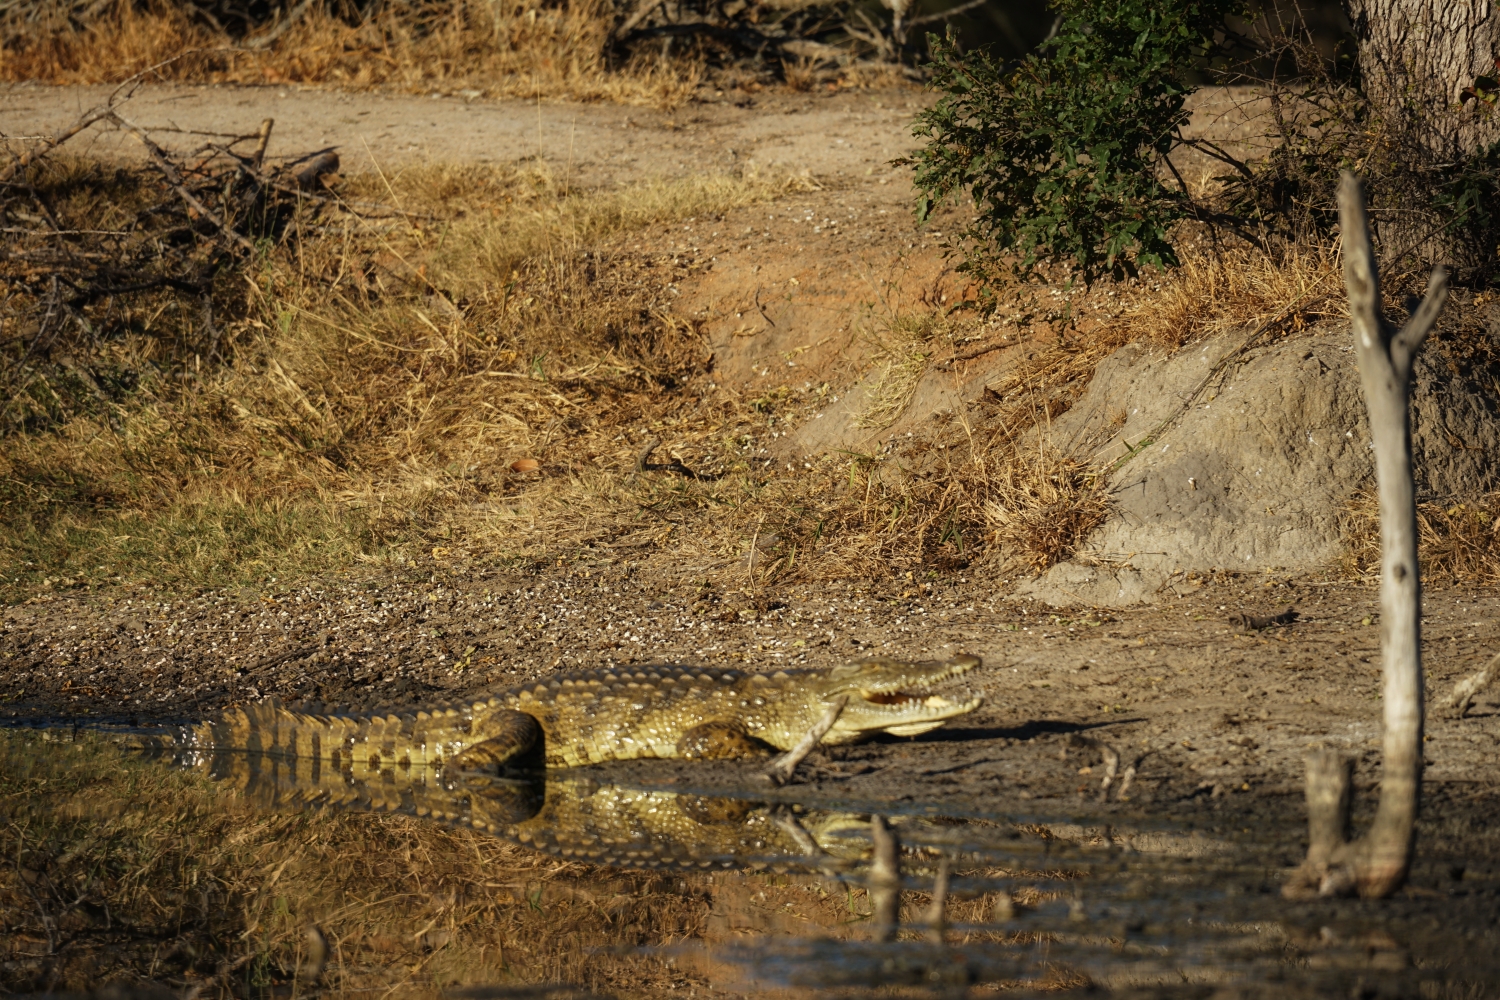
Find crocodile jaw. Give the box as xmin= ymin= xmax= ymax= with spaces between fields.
xmin=821 ymin=654 xmax=983 ymax=742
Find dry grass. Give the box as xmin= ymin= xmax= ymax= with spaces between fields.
xmin=1340 ymin=491 xmax=1500 ymax=586
xmin=853 ymin=311 xmax=945 ymax=431
xmin=920 ymin=237 xmax=1350 ymax=576
xmin=982 ymin=448 xmax=1111 ymax=574
xmin=1 ymin=0 xmax=704 ymax=106
xmin=0 ymin=730 xmax=710 ymax=996
xmin=0 ymin=157 xmax=809 ymax=595
xmin=1103 ymin=238 xmax=1346 ymax=351
xmin=3 ymin=142 xmax=1477 ymax=597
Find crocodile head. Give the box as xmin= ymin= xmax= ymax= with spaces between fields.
xmin=815 ymin=654 xmax=983 ymax=744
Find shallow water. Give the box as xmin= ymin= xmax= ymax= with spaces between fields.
xmin=2 ymin=729 xmax=1497 ymax=999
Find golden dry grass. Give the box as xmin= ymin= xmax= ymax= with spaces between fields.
xmin=1103 ymin=237 xmax=1346 ymax=351
xmin=1 ymin=0 xmax=705 ymax=106
xmin=982 ymin=447 xmax=1111 ymax=574
xmin=0 ymin=158 xmax=813 ymax=595
xmin=1340 ymin=491 xmax=1500 ymax=586
xmin=3 ymin=141 xmax=1480 ymax=599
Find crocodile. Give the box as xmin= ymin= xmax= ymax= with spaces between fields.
xmin=62 ymin=654 xmax=983 ymax=778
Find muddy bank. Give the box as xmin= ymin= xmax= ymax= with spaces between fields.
xmin=4 ymin=565 xmax=1500 ymax=851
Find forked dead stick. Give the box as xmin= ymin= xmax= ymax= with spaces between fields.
xmin=1285 ymin=171 xmax=1448 ymax=900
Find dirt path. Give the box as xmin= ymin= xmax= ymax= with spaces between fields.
xmin=1 ymin=81 xmax=923 ymax=189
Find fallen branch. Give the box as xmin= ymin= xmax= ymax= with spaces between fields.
xmin=761 ymin=694 xmax=848 ymax=786
xmin=110 ymin=114 xmax=255 ymax=252
xmin=1438 ymin=651 xmax=1500 ymax=719
xmin=0 ymin=104 xmax=117 ymax=185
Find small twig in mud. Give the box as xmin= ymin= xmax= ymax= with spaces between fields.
xmin=1439 ymin=652 xmax=1500 ymax=719
xmin=1069 ymin=733 xmax=1121 ymax=802
xmin=868 ymin=815 xmax=900 ymax=942
xmin=632 ymin=436 xmax=705 ymax=480
xmin=1229 ymin=606 xmax=1298 ymax=632
xmin=761 ymin=694 xmax=848 ymax=786
xmin=922 ymin=855 xmax=951 ymax=945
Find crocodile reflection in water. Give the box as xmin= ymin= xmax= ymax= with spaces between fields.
xmin=175 ymin=743 xmax=874 ymax=871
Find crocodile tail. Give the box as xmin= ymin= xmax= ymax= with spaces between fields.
xmin=185 ymin=700 xmax=365 ymax=760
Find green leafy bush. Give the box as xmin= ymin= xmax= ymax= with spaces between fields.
xmin=908 ymin=0 xmax=1244 ymax=288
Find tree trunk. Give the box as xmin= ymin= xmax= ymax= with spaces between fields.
xmin=1284 ymin=172 xmax=1448 ymax=900
xmin=1344 ymin=0 xmax=1500 ymax=160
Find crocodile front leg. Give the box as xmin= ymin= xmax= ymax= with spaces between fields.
xmin=451 ymin=710 xmax=544 ymax=771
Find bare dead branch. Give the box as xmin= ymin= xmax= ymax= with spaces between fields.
xmin=1439 ymin=651 xmax=1500 ymax=719
xmin=1284 ymin=171 xmax=1448 ymax=901
xmin=108 ymin=114 xmax=255 ymax=253
xmin=0 ymin=105 xmax=116 ymax=185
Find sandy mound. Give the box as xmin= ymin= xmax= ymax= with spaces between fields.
xmin=1018 ymin=326 xmax=1500 ymax=606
